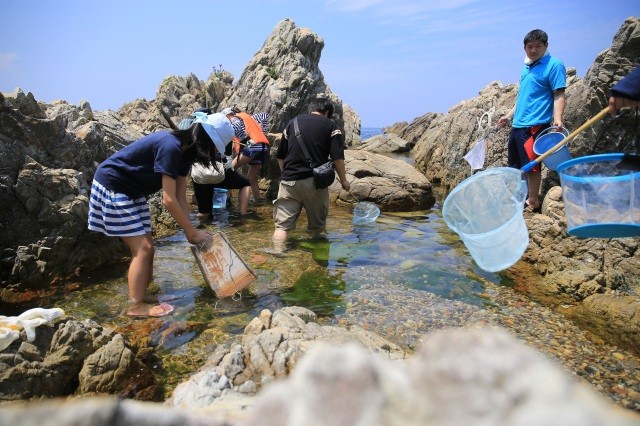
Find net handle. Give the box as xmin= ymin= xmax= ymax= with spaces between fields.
xmin=522 ymin=106 xmax=609 ymax=172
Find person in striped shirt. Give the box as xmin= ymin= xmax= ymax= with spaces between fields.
xmin=222 ymin=107 xmax=270 ymax=204
xmin=88 ymin=112 xmax=234 ymax=317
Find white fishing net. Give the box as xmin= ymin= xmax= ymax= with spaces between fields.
xmin=442 ymin=167 xmax=529 ymax=272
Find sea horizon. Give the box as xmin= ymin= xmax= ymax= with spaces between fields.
xmin=360 ymin=126 xmax=383 ymax=140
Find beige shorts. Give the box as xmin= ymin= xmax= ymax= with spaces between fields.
xmin=273 ymin=177 xmax=329 ymax=232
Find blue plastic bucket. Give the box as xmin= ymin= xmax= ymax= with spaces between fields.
xmin=533 ymin=126 xmax=572 ymax=171
xmin=556 ymin=153 xmax=640 ymax=238
xmin=442 ymin=168 xmax=528 ymax=272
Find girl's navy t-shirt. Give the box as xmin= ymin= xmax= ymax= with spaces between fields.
xmin=94 ymin=130 xmax=190 ymax=198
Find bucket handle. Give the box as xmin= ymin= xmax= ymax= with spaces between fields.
xmin=535 ymin=125 xmax=569 ymax=141
xmin=522 ymin=107 xmax=610 ymax=172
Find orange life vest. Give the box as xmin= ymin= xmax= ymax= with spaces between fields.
xmin=238 ymin=112 xmax=269 ymax=144
xmin=233 ymin=112 xmax=269 ymax=155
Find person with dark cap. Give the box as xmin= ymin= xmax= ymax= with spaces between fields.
xmin=88 ymin=112 xmax=234 ymax=317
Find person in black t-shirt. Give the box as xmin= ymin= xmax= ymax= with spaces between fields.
xmin=272 ymin=98 xmax=350 ymax=250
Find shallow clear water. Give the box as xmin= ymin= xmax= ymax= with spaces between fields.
xmin=34 ymin=194 xmax=512 ymax=395
xmin=3 ymin=143 xmax=518 ymax=396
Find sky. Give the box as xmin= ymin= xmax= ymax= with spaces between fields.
xmin=0 ymin=1 xmax=637 ymax=128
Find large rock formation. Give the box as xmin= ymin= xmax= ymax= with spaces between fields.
xmin=333 ymin=150 xmax=435 ymax=212
xmin=220 ymin=19 xmax=358 ymax=146
xmin=0 ymin=91 xmax=127 ymax=289
xmin=357 ymin=133 xmax=414 ymax=153
xmin=106 ymin=19 xmax=360 ymax=145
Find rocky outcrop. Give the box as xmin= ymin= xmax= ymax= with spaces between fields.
xmin=516 ymin=186 xmax=640 ymax=353
xmin=0 ymin=90 xmax=127 ymax=288
xmin=166 ymin=307 xmax=403 ymax=412
xmin=342 ymin=103 xmax=361 ymax=147
xmin=0 ymin=318 xmax=159 ymax=401
xmin=114 ymin=71 xmax=234 ymax=136
xmin=220 ymin=19 xmax=357 ymax=145
xmin=357 ymin=133 xmax=414 ymax=153
xmin=411 ymin=80 xmax=519 ymax=187
xmin=332 ymin=150 xmax=435 ymax=212
xmin=383 ymin=112 xmax=441 ymax=144
xmin=2 ymin=327 xmax=637 ymax=426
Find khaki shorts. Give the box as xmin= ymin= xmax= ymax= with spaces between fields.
xmin=273 ymin=177 xmax=329 ymax=232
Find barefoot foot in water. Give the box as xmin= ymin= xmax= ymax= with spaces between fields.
xmin=126 ymin=302 xmax=174 ymax=318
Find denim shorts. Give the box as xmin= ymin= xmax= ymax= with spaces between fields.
xmin=241 ymin=143 xmax=270 ymax=165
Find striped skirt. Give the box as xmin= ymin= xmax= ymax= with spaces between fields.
xmin=88 ymin=180 xmax=151 ymax=237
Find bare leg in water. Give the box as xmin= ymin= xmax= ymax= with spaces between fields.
xmin=272 ymin=228 xmax=287 ymax=254
xmin=121 ymin=233 xmax=173 ymax=317
xmin=247 ymin=164 xmax=263 ymax=202
xmin=234 ymin=154 xmax=263 ymax=203
xmin=238 ymin=186 xmax=251 ymax=215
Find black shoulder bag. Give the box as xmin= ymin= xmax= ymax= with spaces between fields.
xmin=293 ymin=118 xmax=336 ymax=189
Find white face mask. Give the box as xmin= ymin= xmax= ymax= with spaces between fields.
xmin=524 ymin=48 xmax=549 ymax=65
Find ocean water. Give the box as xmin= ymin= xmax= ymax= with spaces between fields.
xmin=360 ymin=127 xmax=382 ymax=140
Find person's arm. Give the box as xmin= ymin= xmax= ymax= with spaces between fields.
xmin=161 ymin=174 xmax=209 ymax=245
xmin=175 ymin=175 xmax=191 ymax=217
xmin=231 ymin=117 xmax=246 ymax=154
xmin=552 ymin=89 xmax=566 ymax=128
xmin=609 ymin=67 xmax=640 ymax=116
xmin=275 ymin=128 xmax=289 ymax=172
xmin=328 ymin=126 xmax=350 ymax=191
xmin=498 ymin=105 xmax=516 ymax=128
xmin=332 ymin=158 xmax=350 ymax=192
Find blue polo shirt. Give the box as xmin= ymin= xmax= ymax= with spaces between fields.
xmin=94 ymin=130 xmax=191 ymax=198
xmin=513 ymin=54 xmax=566 ymax=128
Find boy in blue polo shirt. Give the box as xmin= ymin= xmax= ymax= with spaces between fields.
xmin=498 ymin=29 xmax=566 ymax=212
